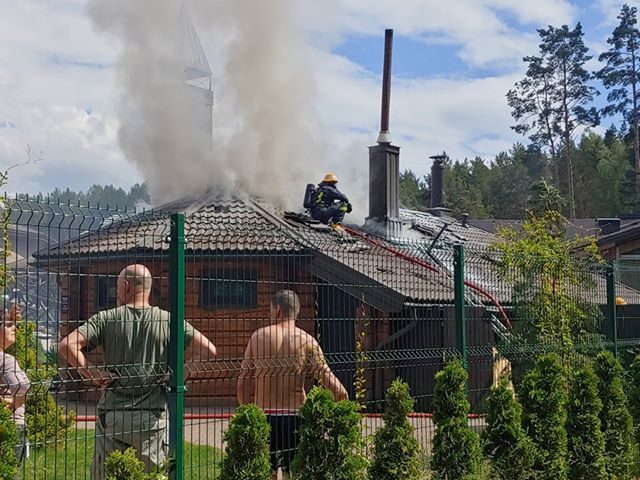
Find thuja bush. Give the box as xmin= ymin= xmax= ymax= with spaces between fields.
xmin=518 ymin=353 xmax=567 ymax=480
xmin=628 ymin=355 xmax=640 ymax=446
xmin=482 ymin=378 xmax=534 ymax=480
xmin=431 ymin=359 xmax=481 ymax=480
xmin=369 ymin=379 xmax=422 ymax=480
xmin=222 ymin=404 xmax=271 ymax=480
xmin=104 ymin=448 xmax=166 ymax=480
xmin=0 ymin=403 xmax=18 ymax=480
xmin=566 ymin=366 xmax=606 ymax=480
xmin=7 ymin=321 xmax=74 ymax=446
xmin=595 ymin=351 xmax=633 ymax=479
xmin=291 ymin=386 xmax=367 ymax=480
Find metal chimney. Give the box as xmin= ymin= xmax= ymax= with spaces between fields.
xmin=366 ymin=29 xmax=402 ymax=238
xmin=377 ymin=29 xmax=393 ymax=144
xmin=430 ymin=154 xmax=446 ymax=208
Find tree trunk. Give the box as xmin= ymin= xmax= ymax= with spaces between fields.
xmin=566 ymin=146 xmax=576 ymax=219
xmin=542 ymin=81 xmax=560 ymax=190
xmin=561 ymin=62 xmax=576 ymax=219
xmin=633 ymin=52 xmax=640 ymax=213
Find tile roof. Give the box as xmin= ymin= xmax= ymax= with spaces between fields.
xmin=30 ymin=197 xmax=640 ymax=310
xmin=34 ymin=196 xmax=299 ymax=259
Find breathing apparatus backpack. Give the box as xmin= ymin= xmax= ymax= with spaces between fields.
xmin=303 ymin=183 xmax=317 ymax=210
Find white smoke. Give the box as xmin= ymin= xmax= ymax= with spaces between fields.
xmin=87 ymin=0 xmax=330 ymax=210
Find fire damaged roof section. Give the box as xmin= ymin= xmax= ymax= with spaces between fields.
xmin=28 ymin=197 xmax=640 ymax=311
xmin=31 ymin=196 xmax=300 ymax=262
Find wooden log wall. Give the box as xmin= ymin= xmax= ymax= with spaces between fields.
xmin=57 ymin=257 xmax=317 ymax=405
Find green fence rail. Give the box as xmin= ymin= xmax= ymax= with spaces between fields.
xmin=1 ymin=199 xmax=640 ymax=479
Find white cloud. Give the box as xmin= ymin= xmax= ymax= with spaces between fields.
xmin=0 ymin=0 xmax=580 ymax=204
xmin=302 ymin=0 xmax=575 ymax=67
xmin=597 ymin=0 xmax=640 ymax=25
xmin=0 ymin=0 xmax=137 ymax=195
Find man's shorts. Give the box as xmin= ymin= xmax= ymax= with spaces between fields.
xmin=92 ymin=409 xmax=167 ymax=480
xmin=266 ymin=413 xmax=301 ymax=473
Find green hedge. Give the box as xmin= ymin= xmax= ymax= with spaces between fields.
xmin=566 ymin=366 xmax=606 ymax=480
xmin=482 ymin=378 xmax=534 ymax=480
xmin=431 ymin=359 xmax=482 ymax=480
xmin=291 ymin=386 xmax=366 ymax=480
xmin=369 ymin=379 xmax=422 ymax=480
xmin=518 ymin=353 xmax=567 ymax=480
xmin=222 ymin=404 xmax=271 ymax=480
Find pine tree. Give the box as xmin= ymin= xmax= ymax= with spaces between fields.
xmin=399 ymin=170 xmax=428 ymax=210
xmin=509 ymin=23 xmax=599 ymax=218
xmin=431 ymin=359 xmax=481 ymax=480
xmin=597 ymin=4 xmax=640 ymax=210
xmin=594 ymin=351 xmax=633 ymax=479
xmin=566 ymin=366 xmax=607 ymax=480
xmin=518 ymin=353 xmax=568 ymax=480
xmin=482 ymin=378 xmax=534 ymax=480
xmin=369 ymin=380 xmax=422 ymax=480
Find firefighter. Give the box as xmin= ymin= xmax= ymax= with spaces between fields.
xmin=310 ymin=173 xmax=352 ymax=228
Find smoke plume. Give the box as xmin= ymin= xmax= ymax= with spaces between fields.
xmin=88 ymin=0 xmax=327 ymax=209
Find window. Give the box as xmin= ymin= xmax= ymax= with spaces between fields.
xmin=199 ymin=270 xmax=258 ymax=309
xmin=96 ymin=276 xmax=117 ymax=310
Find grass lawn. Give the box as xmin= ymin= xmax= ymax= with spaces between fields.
xmin=21 ymin=430 xmax=222 ymax=479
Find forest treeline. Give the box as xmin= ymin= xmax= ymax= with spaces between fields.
xmin=402 ymin=4 xmax=640 ymax=220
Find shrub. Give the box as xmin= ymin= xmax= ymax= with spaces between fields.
xmin=104 ymin=448 xmax=166 ymax=480
xmin=221 ymin=404 xmax=271 ymax=480
xmin=291 ymin=386 xmax=367 ymax=480
xmin=7 ymin=321 xmax=74 ymax=446
xmin=0 ymin=403 xmax=18 ymax=480
xmin=518 ymin=353 xmax=567 ymax=480
xmin=628 ymin=355 xmax=640 ymax=446
xmin=566 ymin=366 xmax=606 ymax=480
xmin=369 ymin=379 xmax=422 ymax=480
xmin=431 ymin=359 xmax=482 ymax=480
xmin=595 ymin=351 xmax=633 ymax=479
xmin=482 ymin=378 xmax=534 ymax=480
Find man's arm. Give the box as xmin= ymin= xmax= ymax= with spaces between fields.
xmin=186 ymin=330 xmax=217 ymax=359
xmin=184 ymin=330 xmax=217 ymax=380
xmin=307 ymin=338 xmax=348 ymax=401
xmin=58 ymin=330 xmax=113 ymax=388
xmin=236 ymin=336 xmax=255 ymax=405
xmin=331 ymin=186 xmax=350 ymax=204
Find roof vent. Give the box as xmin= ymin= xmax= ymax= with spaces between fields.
xmin=597 ymin=218 xmax=621 ymax=235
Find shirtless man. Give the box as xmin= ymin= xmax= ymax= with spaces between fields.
xmin=237 ymin=289 xmax=347 ymax=478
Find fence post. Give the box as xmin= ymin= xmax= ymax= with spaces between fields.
xmin=453 ymin=244 xmax=468 ymax=372
xmin=606 ymin=261 xmax=618 ymax=359
xmin=168 ymin=213 xmax=186 ymax=480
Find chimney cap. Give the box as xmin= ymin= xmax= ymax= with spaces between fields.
xmin=377 ymin=131 xmax=391 ymax=144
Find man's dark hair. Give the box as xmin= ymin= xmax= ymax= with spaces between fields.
xmin=271 ymin=290 xmax=300 ymax=318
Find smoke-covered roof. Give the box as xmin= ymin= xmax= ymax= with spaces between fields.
xmin=29 ymin=197 xmax=640 ymax=310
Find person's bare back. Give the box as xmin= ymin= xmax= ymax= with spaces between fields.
xmin=237 ymin=291 xmax=347 ymax=411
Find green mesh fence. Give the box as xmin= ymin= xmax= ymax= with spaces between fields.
xmin=1 ymin=198 xmax=639 ymax=479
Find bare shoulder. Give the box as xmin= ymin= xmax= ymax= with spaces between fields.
xmin=296 ymin=328 xmax=320 ymax=350
xmin=251 ymin=325 xmax=274 ymax=339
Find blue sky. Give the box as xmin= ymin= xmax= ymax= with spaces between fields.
xmin=0 ymin=0 xmax=638 ymax=210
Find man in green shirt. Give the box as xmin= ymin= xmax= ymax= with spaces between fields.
xmin=59 ymin=264 xmax=217 ymax=480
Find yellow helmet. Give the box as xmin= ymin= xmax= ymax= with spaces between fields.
xmin=322 ymin=172 xmax=338 ymax=183
xmin=616 ymin=297 xmax=627 ymax=306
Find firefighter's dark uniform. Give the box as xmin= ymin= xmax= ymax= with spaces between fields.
xmin=310 ymin=181 xmax=351 ymax=225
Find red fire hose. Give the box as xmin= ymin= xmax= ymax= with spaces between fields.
xmin=342 ymin=225 xmax=511 ymax=328
xmin=74 ymin=412 xmax=482 ymax=422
